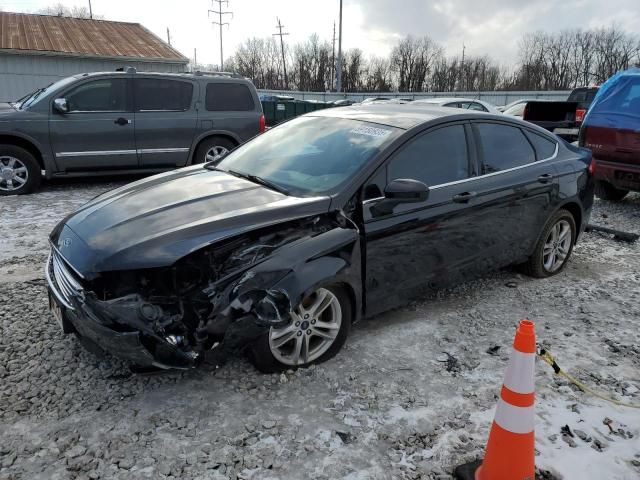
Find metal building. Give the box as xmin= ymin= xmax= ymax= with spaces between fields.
xmin=0 ymin=12 xmax=189 ymax=101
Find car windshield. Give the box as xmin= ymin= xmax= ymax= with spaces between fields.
xmin=214 ymin=116 xmax=401 ymax=196
xmin=18 ymin=76 xmax=77 ymax=110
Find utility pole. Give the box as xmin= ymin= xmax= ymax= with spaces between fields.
xmin=88 ymin=0 xmax=93 ymax=19
xmin=167 ymin=28 xmax=171 ymax=46
xmin=194 ymin=48 xmax=197 ymax=71
xmin=460 ymin=42 xmax=466 ymax=91
xmin=336 ymin=0 xmax=343 ymax=93
xmin=331 ymin=22 xmax=336 ymax=91
xmin=209 ymin=0 xmax=233 ymax=71
xmin=272 ymin=17 xmax=289 ymax=90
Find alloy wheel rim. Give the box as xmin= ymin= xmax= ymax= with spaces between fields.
xmin=205 ymin=146 xmax=229 ymax=162
xmin=0 ymin=156 xmax=28 ymax=192
xmin=542 ymin=219 xmax=572 ymax=272
xmin=268 ymin=288 xmax=342 ymax=366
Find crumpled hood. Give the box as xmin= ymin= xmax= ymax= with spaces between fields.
xmin=51 ymin=166 xmax=331 ymax=276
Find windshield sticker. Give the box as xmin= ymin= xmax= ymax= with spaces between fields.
xmin=350 ymin=125 xmax=392 ymax=138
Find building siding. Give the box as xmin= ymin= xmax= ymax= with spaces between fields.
xmin=0 ymin=53 xmax=187 ymax=100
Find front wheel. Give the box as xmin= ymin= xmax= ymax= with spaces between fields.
xmin=249 ymin=285 xmax=351 ymax=373
xmin=0 ymin=145 xmax=41 ymax=195
xmin=523 ymin=210 xmax=576 ymax=278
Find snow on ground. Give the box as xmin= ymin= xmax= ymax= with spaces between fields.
xmin=0 ymin=179 xmax=639 ymax=480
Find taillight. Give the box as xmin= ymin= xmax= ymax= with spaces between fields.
xmin=575 ymin=108 xmax=586 ymax=124
xmin=259 ymin=114 xmax=266 ymax=133
xmin=588 ymin=158 xmax=597 ymax=175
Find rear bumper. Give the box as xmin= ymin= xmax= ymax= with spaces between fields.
xmin=594 ymin=159 xmax=640 ymax=191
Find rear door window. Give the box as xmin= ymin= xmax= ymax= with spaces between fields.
xmin=206 ymin=83 xmax=256 ymax=111
xmin=524 ymin=131 xmax=557 ymax=160
xmin=388 ymin=124 xmax=469 ymax=186
xmin=476 ymin=123 xmax=535 ymax=173
xmin=65 ymin=79 xmax=128 ymax=112
xmin=134 ymin=78 xmax=193 ymax=111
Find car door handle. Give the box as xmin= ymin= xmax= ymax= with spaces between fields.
xmin=537 ymin=173 xmax=553 ymax=184
xmin=114 ymin=117 xmax=131 ymax=126
xmin=452 ymin=191 xmax=477 ymax=203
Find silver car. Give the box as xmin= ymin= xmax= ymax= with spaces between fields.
xmin=411 ymin=97 xmax=501 ymax=114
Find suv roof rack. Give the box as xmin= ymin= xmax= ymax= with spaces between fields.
xmin=187 ymin=70 xmax=245 ymax=79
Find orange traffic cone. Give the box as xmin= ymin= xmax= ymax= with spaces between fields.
xmin=454 ymin=320 xmax=536 ymax=480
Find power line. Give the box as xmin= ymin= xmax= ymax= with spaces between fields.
xmin=208 ymin=0 xmax=233 ymax=71
xmin=272 ymin=17 xmax=289 ymax=90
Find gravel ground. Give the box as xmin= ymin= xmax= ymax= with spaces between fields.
xmin=1 ymin=180 xmax=639 ymax=480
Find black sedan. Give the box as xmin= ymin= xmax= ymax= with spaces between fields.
xmin=46 ymin=104 xmax=594 ymax=372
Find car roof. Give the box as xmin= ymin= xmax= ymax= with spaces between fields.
xmin=413 ymin=97 xmax=483 ymax=104
xmin=308 ymin=103 xmax=497 ymax=129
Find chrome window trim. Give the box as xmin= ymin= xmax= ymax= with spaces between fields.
xmin=362 ymin=142 xmax=558 ymax=204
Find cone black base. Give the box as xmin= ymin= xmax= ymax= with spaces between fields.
xmin=453 ymin=459 xmax=482 ymax=480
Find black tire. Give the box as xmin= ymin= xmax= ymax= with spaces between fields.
xmin=523 ymin=209 xmax=576 ymax=278
xmin=594 ymin=181 xmax=628 ymax=202
xmin=193 ymin=136 xmax=236 ymax=164
xmin=0 ymin=145 xmax=41 ymax=195
xmin=248 ymin=285 xmax=352 ymax=373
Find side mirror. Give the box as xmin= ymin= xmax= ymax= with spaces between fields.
xmin=371 ymin=178 xmax=429 ymax=217
xmin=53 ymin=98 xmax=69 ymax=114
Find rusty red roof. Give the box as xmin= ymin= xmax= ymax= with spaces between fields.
xmin=0 ymin=12 xmax=188 ymax=62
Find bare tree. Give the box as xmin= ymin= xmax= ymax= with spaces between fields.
xmin=38 ymin=3 xmax=102 ymax=19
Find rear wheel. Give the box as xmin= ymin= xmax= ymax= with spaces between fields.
xmin=594 ymin=181 xmax=628 ymax=201
xmin=0 ymin=145 xmax=41 ymax=195
xmin=249 ymin=285 xmax=351 ymax=373
xmin=523 ymin=209 xmax=576 ymax=278
xmin=193 ymin=136 xmax=236 ymax=164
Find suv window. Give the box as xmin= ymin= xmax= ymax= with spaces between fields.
xmin=206 ymin=83 xmax=255 ymax=111
xmin=65 ymin=79 xmax=128 ymax=112
xmin=524 ymin=131 xmax=557 ymax=160
xmin=388 ymin=125 xmax=469 ymax=186
xmin=504 ymin=103 xmax=526 ymax=116
xmin=477 ymin=123 xmax=535 ymax=173
xmin=466 ymin=102 xmax=488 ymax=112
xmin=135 ymin=78 xmax=193 ymax=111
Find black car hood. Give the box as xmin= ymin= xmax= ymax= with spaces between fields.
xmin=51 ymin=166 xmax=331 ymax=277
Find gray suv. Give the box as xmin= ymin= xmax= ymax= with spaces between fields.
xmin=0 ymin=69 xmax=264 ymax=195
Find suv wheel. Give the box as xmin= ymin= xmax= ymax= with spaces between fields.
xmin=0 ymin=145 xmax=41 ymax=195
xmin=194 ymin=137 xmax=236 ymax=164
xmin=594 ymin=181 xmax=628 ymax=201
xmin=249 ymin=285 xmax=351 ymax=373
xmin=523 ymin=209 xmax=576 ymax=278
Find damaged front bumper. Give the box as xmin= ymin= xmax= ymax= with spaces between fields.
xmin=46 ymin=250 xmax=201 ymax=369
xmin=45 ymin=247 xmax=278 ymax=370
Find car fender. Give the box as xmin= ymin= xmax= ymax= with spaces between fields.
xmin=0 ymin=128 xmax=55 ymax=174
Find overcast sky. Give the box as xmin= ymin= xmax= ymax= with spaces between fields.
xmin=2 ymin=0 xmax=639 ymax=66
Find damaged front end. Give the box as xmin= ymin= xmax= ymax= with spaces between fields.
xmin=46 ymin=213 xmax=360 ymax=370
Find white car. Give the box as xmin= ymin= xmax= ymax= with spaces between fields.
xmin=411 ymin=97 xmax=501 ymax=114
